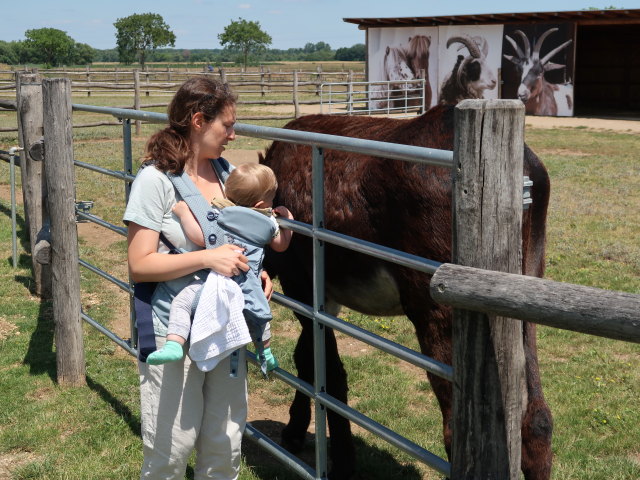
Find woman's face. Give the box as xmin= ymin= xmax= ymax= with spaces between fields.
xmin=198 ymin=104 xmax=237 ymax=160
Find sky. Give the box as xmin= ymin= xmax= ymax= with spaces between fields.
xmin=3 ymin=1 xmax=640 ymax=51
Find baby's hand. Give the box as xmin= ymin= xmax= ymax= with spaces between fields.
xmin=273 ymin=206 xmax=294 ymax=220
xmin=172 ymin=201 xmax=190 ymax=218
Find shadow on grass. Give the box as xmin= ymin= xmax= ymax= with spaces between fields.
xmin=22 ymin=294 xmax=56 ymax=381
xmin=243 ymin=419 xmax=425 ymax=480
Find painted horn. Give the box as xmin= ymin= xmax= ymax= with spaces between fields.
xmin=446 ymin=34 xmax=481 ymax=58
xmin=514 ymin=30 xmax=531 ymax=59
xmin=540 ymin=39 xmax=573 ymax=65
xmin=533 ymin=27 xmax=559 ymax=59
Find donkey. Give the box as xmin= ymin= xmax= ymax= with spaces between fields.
xmin=260 ymin=105 xmax=553 ymax=480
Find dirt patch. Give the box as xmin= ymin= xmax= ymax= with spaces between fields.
xmin=0 ymin=451 xmax=38 ymax=480
xmin=0 ymin=317 xmax=17 ymax=341
xmin=525 ymin=115 xmax=640 ymax=134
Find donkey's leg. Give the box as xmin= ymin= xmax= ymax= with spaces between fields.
xmin=281 ymin=314 xmax=313 ymax=453
xmin=405 ymin=299 xmax=454 ymax=461
xmin=521 ymin=322 xmax=553 ymax=480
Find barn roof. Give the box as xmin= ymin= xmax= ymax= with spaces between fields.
xmin=343 ymin=8 xmax=640 ymax=29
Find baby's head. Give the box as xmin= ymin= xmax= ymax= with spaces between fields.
xmin=225 ymin=163 xmax=277 ymax=208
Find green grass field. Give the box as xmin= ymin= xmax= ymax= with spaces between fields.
xmin=0 ymin=94 xmax=638 ymax=479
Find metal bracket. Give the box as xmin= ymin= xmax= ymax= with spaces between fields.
xmin=523 ymin=176 xmax=533 ymax=210
xmin=75 ymin=201 xmax=94 ymax=222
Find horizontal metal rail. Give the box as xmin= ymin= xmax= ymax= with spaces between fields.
xmin=244 ymin=424 xmax=316 ymax=480
xmin=316 ymin=392 xmax=451 ymax=477
xmin=72 ymin=103 xmax=166 ymax=123
xmin=81 ymin=310 xmax=137 ymax=357
xmin=75 ymin=211 xmax=128 ymax=237
xmin=79 ymin=259 xmax=132 ymax=294
xmin=271 ymin=292 xmax=453 ymax=381
xmin=71 ymin=103 xmax=455 ymax=168
xmin=246 ymin=348 xmax=451 ymax=477
xmin=278 ymin=218 xmax=442 ymax=275
xmin=74 ymin=160 xmax=136 ymax=183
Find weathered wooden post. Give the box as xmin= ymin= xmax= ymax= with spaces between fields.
xmin=293 ymin=70 xmax=300 ymax=118
xmin=144 ymin=65 xmax=150 ymax=96
xmin=16 ymin=73 xmax=51 ymax=298
xmin=315 ymin=65 xmax=323 ymax=96
xmin=42 ymin=78 xmax=86 ymax=386
xmin=133 ymin=69 xmax=141 ymax=135
xmin=219 ymin=67 xmax=227 ymax=84
xmin=450 ymin=99 xmax=525 ymax=479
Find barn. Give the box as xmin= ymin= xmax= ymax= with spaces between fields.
xmin=344 ymin=8 xmax=640 ymax=117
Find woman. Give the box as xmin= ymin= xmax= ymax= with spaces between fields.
xmin=124 ymin=77 xmax=271 ymax=479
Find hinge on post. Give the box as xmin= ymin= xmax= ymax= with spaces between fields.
xmin=75 ymin=201 xmax=94 ymax=222
xmin=523 ymin=176 xmax=533 ymax=210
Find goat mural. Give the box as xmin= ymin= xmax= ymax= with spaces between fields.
xmin=503 ymin=26 xmax=574 ymax=116
xmin=439 ymin=34 xmax=498 ymax=104
xmin=368 ymin=29 xmax=437 ymax=111
xmin=261 ymin=105 xmax=553 ymax=480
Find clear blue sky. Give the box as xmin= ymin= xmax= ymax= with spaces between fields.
xmin=3 ymin=1 xmax=639 ymax=50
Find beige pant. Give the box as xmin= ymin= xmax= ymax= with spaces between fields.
xmin=138 ymin=340 xmax=247 ymax=480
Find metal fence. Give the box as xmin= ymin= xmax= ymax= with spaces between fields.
xmin=320 ymin=79 xmax=427 ymax=117
xmin=68 ymin=102 xmax=454 ymax=478
xmin=6 ymin=76 xmax=639 ymax=479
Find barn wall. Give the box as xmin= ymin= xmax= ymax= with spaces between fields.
xmin=366 ymin=21 xmax=640 ymax=117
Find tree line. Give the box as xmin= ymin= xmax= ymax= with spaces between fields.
xmin=0 ymin=13 xmax=365 ymax=68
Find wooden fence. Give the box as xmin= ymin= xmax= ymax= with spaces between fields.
xmin=0 ymin=66 xmax=368 ymax=132
xmin=7 ymin=75 xmax=640 ymax=479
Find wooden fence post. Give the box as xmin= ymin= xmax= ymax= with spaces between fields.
xmin=42 ymin=78 xmax=86 ymax=386
xmin=293 ymin=70 xmax=300 ymax=118
xmin=219 ymin=67 xmax=227 ymax=84
xmin=451 ymin=99 xmax=525 ymax=479
xmin=133 ymin=69 xmax=141 ymax=135
xmin=85 ymin=66 xmax=91 ymax=97
xmin=260 ymin=65 xmax=265 ymax=97
xmin=16 ymin=73 xmax=51 ymax=298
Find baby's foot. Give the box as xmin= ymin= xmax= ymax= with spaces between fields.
xmin=263 ymin=347 xmax=279 ymax=371
xmin=146 ymin=340 xmax=184 ymax=365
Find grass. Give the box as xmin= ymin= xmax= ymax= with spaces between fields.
xmin=0 ymin=104 xmax=639 ymax=479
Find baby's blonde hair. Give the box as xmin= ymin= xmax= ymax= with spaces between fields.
xmin=225 ymin=163 xmax=278 ymax=207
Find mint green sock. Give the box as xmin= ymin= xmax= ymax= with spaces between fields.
xmin=263 ymin=347 xmax=279 ymax=371
xmin=146 ymin=340 xmax=184 ymax=365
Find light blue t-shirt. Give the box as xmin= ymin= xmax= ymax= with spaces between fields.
xmin=124 ymin=165 xmax=209 ymax=335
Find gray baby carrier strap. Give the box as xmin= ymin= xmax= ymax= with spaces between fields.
xmin=167 ymin=157 xmax=243 ymax=377
xmin=167 ymin=158 xmax=231 ymax=250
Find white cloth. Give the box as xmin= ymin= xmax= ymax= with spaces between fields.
xmin=188 ymin=272 xmax=252 ymax=372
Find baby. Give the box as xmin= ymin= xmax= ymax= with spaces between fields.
xmin=147 ymin=163 xmax=294 ymax=373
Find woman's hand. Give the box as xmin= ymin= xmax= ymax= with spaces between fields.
xmin=261 ymin=270 xmax=273 ymax=300
xmin=205 ymin=243 xmax=249 ymax=277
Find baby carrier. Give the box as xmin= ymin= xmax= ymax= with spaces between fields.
xmin=133 ymin=157 xmax=271 ymax=375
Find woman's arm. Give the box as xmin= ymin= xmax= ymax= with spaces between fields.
xmin=127 ymin=222 xmax=248 ymax=283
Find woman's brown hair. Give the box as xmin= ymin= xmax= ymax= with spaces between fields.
xmin=143 ymin=77 xmax=237 ymax=173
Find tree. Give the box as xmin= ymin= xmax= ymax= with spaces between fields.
xmin=71 ymin=43 xmax=95 ymax=65
xmin=114 ymin=13 xmax=176 ymax=65
xmin=218 ymin=18 xmax=272 ymax=69
xmin=24 ymin=28 xmax=75 ymax=67
xmin=335 ymin=44 xmax=365 ymax=61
